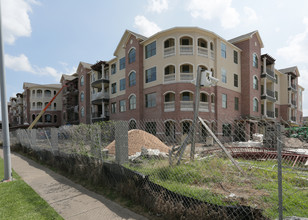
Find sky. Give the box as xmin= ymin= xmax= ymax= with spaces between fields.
xmin=1 ymin=0 xmax=308 ymax=119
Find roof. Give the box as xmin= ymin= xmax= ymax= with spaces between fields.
xmin=61 ymin=74 xmax=77 ymax=82
xmin=229 ymin=30 xmax=264 ymax=48
xmin=79 ymin=61 xmax=92 ymax=69
xmin=23 ymin=82 xmax=62 ymax=89
xmin=279 ymin=66 xmax=297 ymax=74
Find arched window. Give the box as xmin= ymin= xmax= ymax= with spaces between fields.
xmin=129 ymin=71 xmax=136 ymax=87
xmin=181 ymin=91 xmax=193 ymax=101
xmin=253 ymin=76 xmax=258 ymax=90
xmin=37 ymin=89 xmax=42 ymax=97
xmin=45 ymin=102 xmax=51 ymax=110
xmin=81 ymin=107 xmax=85 ymax=118
xmin=253 ymin=53 xmax=258 ymax=68
xmin=32 ymin=102 xmax=35 ymax=109
xmin=180 ymin=64 xmax=193 ymax=73
xmin=164 ymin=38 xmax=175 ymax=57
xmin=32 ymin=90 xmax=35 ymax=97
xmin=54 ymin=103 xmax=57 ymax=110
xmin=164 ymin=38 xmax=175 ymax=48
xmin=211 ymin=94 xmax=215 ymax=103
xmin=80 ymin=76 xmax=84 ymax=86
xmin=80 ymin=92 xmax=84 ymax=102
xmin=54 ymin=115 xmax=57 ymax=123
xmin=32 ymin=114 xmax=35 ymax=122
xmin=198 ymin=38 xmax=208 ymax=48
xmin=253 ymin=98 xmax=259 ymax=112
xmin=210 ymin=42 xmax=214 ymax=51
xmin=181 ymin=120 xmax=191 ymax=134
xmin=129 ymin=95 xmax=136 ymax=110
xmin=45 ymin=114 xmax=52 ymax=123
xmin=37 ymin=102 xmax=43 ymax=110
xmin=200 ymin=93 xmax=208 ymax=102
xmin=128 ymin=48 xmax=136 ymax=64
xmin=44 ymin=90 xmax=51 ymax=97
xmin=164 ymin=65 xmax=176 ymax=82
xmin=129 ymin=120 xmax=137 ymax=130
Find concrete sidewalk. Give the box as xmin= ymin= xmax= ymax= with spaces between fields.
xmin=0 ymin=149 xmax=147 ymax=220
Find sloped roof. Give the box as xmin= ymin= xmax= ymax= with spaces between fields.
xmin=23 ymin=82 xmax=62 ymax=89
xmin=61 ymin=74 xmax=77 ymax=81
xmin=79 ymin=61 xmax=92 ymax=69
xmin=279 ymin=66 xmax=297 ymax=74
xmin=229 ymin=30 xmax=264 ymax=48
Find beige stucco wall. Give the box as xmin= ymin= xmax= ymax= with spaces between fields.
xmin=110 ymin=49 xmax=126 ymax=99
xmin=279 ymin=72 xmax=289 ymax=105
xmin=29 ymin=86 xmax=63 ymax=111
xmin=274 ymin=69 xmax=282 ymax=105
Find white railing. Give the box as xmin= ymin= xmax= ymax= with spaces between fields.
xmin=211 ymin=103 xmax=215 ymax=113
xmin=164 ymin=46 xmax=175 ymax=57
xmin=180 ymin=101 xmax=193 ymax=111
xmin=91 ymin=91 xmax=110 ymax=101
xmin=180 ymin=73 xmax=193 ymax=81
xmin=197 ymin=47 xmax=208 ymax=57
xmin=199 ymin=102 xmax=209 ymax=112
xmin=210 ymin=51 xmax=215 ymax=59
xmin=164 ymin=101 xmax=175 ymax=112
xmin=164 ymin=74 xmax=175 ymax=82
xmin=180 ymin=45 xmax=193 ymax=55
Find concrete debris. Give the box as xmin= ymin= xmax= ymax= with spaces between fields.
xmin=252 ymin=133 xmax=263 ymax=142
xmin=129 ymin=147 xmax=168 ymax=161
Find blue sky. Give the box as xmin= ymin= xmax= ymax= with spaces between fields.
xmin=1 ymin=0 xmax=308 ymax=119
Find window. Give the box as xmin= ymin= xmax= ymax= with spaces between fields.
xmin=164 ymin=38 xmax=175 ymax=48
xmin=275 ymin=74 xmax=278 ymax=84
xmin=222 ymin=124 xmax=232 ymax=136
xmin=54 ymin=103 xmax=56 ymax=110
xmin=145 ymin=41 xmax=156 ymax=59
xmin=129 ymin=71 xmax=136 ymax=86
xmin=32 ymin=102 xmax=35 ymax=109
xmin=129 ymin=95 xmax=136 ymax=110
xmin=81 ymin=107 xmax=85 ymax=117
xmin=111 ymin=63 xmax=116 ymax=74
xmin=80 ymin=76 xmax=84 ymax=86
xmin=253 ymin=53 xmax=258 ymax=68
xmin=182 ymin=121 xmax=191 ymax=134
xmin=145 ymin=67 xmax=156 ymax=83
xmin=200 ymin=93 xmax=208 ymax=102
xmin=37 ymin=102 xmax=43 ymax=110
xmin=234 ymin=97 xmax=239 ymax=111
xmin=234 ymin=50 xmax=238 ymax=64
xmin=54 ymin=91 xmax=56 ymax=95
xmin=32 ymin=114 xmax=35 ymax=121
xmin=221 ymin=68 xmax=227 ymax=83
xmin=80 ymin=92 xmax=84 ymax=102
xmin=37 ymin=90 xmax=42 ymax=97
xmin=253 ymin=98 xmax=258 ymax=112
xmin=111 ymin=83 xmax=117 ymax=94
xmin=221 ymin=42 xmax=226 ymax=58
xmin=145 ymin=93 xmax=156 ymax=108
xmin=145 ymin=122 xmax=157 ymax=135
xmin=32 ymin=90 xmax=35 ymax=97
xmin=119 ymin=57 xmax=125 ymax=70
xmin=119 ymin=100 xmax=126 ymax=112
xmin=128 ymin=48 xmax=136 ymax=64
xmin=210 ymin=42 xmax=214 ymax=51
xmin=44 ymin=90 xmax=51 ymax=97
xmin=111 ymin=102 xmax=116 ymax=114
xmin=222 ymin=94 xmax=227 ymax=108
xmin=129 ymin=120 xmax=137 ymax=130
xmin=45 ymin=114 xmax=52 ymax=123
xmin=275 ymin=91 xmax=278 ymax=101
xmin=120 ymin=78 xmax=126 ymax=91
xmin=182 ymin=92 xmax=192 ymax=101
xmin=234 ymin=74 xmax=238 ymax=87
xmin=253 ymin=76 xmax=258 ymax=90
xmin=181 ymin=64 xmax=190 ymax=73
xmin=54 ymin=115 xmax=57 ymax=123
xmin=275 ymin=108 xmax=278 ymax=118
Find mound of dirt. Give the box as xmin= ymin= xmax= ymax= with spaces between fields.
xmin=284 ymin=137 xmax=308 ymax=148
xmin=106 ymin=129 xmax=170 ymax=156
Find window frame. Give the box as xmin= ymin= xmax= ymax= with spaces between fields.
xmin=129 ymin=71 xmax=136 ymax=87
xmin=111 ymin=63 xmax=116 ymax=74
xmin=253 ymin=76 xmax=258 ymax=90
xmin=128 ymin=48 xmax=136 ymax=64
xmin=234 ymin=97 xmax=239 ymax=111
xmin=129 ymin=95 xmax=136 ymax=110
xmin=221 ymin=68 xmax=227 ymax=83
xmin=119 ymin=57 xmax=126 ymax=70
xmin=253 ymin=53 xmax=258 ymax=68
xmin=111 ymin=83 xmax=117 ymax=94
xmin=221 ymin=42 xmax=226 ymax=58
xmin=253 ymin=98 xmax=259 ymax=112
xmin=234 ymin=74 xmax=238 ymax=87
xmin=119 ymin=100 xmax=126 ymax=112
xmin=233 ymin=50 xmax=238 ymax=64
xmin=222 ymin=94 xmax=227 ymax=109
xmin=120 ymin=78 xmax=126 ymax=91
xmin=111 ymin=102 xmax=116 ymax=114
xmin=145 ymin=93 xmax=156 ymax=108
xmin=80 ymin=92 xmax=84 ymax=102
xmin=145 ymin=67 xmax=157 ymax=83
xmin=145 ymin=41 xmax=156 ymax=59
xmin=80 ymin=76 xmax=84 ymax=86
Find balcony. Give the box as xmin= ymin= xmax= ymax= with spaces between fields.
xmin=164 ymin=101 xmax=175 ymax=112
xmin=199 ymin=102 xmax=209 ymax=112
xmin=91 ymin=91 xmax=109 ymax=104
xmin=180 ymin=101 xmax=193 ymax=111
xmin=180 ymin=73 xmax=193 ymax=81
xmin=164 ymin=74 xmax=175 ymax=83
xmin=261 ymin=67 xmax=275 ymax=82
xmin=261 ymin=89 xmax=276 ymax=102
xmin=92 ymin=111 xmax=110 ymax=122
xmin=291 ymin=100 xmax=297 ymax=107
xmin=288 ymin=83 xmax=297 ymax=92
xmin=267 ymin=111 xmax=275 ymax=118
xmin=180 ymin=45 xmax=193 ymax=55
xmin=164 ymin=46 xmax=175 ymax=57
xmin=91 ymin=73 xmax=109 ymax=88
xmin=197 ymin=47 xmax=208 ymax=57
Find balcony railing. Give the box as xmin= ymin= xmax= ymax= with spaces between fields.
xmin=164 ymin=46 xmax=175 ymax=57
xmin=266 ymin=89 xmax=275 ymax=98
xmin=164 ymin=73 xmax=175 ymax=82
xmin=164 ymin=101 xmax=175 ymax=112
xmin=291 ymin=116 xmax=296 ymax=122
xmin=180 ymin=72 xmax=193 ymax=81
xmin=199 ymin=102 xmax=209 ymax=112
xmin=267 ymin=111 xmax=275 ymax=118
xmin=290 ymin=84 xmax=297 ymax=91
xmin=92 ymin=111 xmax=110 ymax=119
xmin=197 ymin=47 xmax=208 ymax=57
xmin=291 ymin=100 xmax=297 ymax=106
xmin=91 ymin=91 xmax=109 ymax=101
xmin=180 ymin=45 xmax=193 ymax=55
xmin=266 ymin=68 xmax=275 ymax=78
xmin=180 ymin=101 xmax=193 ymax=111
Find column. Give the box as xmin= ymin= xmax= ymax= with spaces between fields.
xmin=264 ymin=78 xmax=267 ymax=96
xmin=264 ymin=101 xmax=267 ymax=117
xmin=288 ymin=75 xmax=291 ymax=88
xmin=102 ymin=103 xmax=104 ymax=118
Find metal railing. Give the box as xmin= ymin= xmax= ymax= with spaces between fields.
xmin=91 ymin=91 xmax=109 ymax=101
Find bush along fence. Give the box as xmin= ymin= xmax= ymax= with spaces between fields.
xmin=9 ymin=117 xmax=308 ymax=220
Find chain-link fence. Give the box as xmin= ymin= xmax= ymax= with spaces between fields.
xmin=9 ymin=117 xmax=308 ymax=219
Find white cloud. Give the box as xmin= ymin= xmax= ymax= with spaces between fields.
xmin=134 ymin=15 xmax=161 ymax=37
xmin=277 ymin=17 xmax=308 ymax=64
xmin=147 ymin=0 xmax=168 ymax=13
xmin=243 ymin=6 xmax=258 ymax=22
xmin=187 ymin=0 xmax=240 ymax=29
xmin=1 ymin=0 xmax=39 ymax=44
xmin=4 ymin=54 xmax=75 ymax=81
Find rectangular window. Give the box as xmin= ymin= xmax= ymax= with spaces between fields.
xmin=222 ymin=94 xmax=227 ymax=108
xmin=222 ymin=124 xmax=232 ymax=136
xmin=111 ymin=83 xmax=117 ymax=94
xmin=275 ymin=74 xmax=278 ymax=84
xmin=234 ymin=97 xmax=239 ymax=111
xmin=145 ymin=41 xmax=156 ymax=59
xmin=119 ymin=57 xmax=125 ymax=70
xmin=145 ymin=67 xmax=157 ymax=83
xmin=221 ymin=42 xmax=226 ymax=58
xmin=120 ymin=78 xmax=126 ymax=91
xmin=119 ymin=100 xmax=126 ymax=112
xmin=275 ymin=107 xmax=278 ymax=118
xmin=275 ymin=91 xmax=278 ymax=101
xmin=111 ymin=63 xmax=116 ymax=74
xmin=234 ymin=74 xmax=238 ymax=87
xmin=145 ymin=93 xmax=156 ymax=108
xmin=111 ymin=102 xmax=116 ymax=114
xmin=145 ymin=122 xmax=157 ymax=135
xmin=221 ymin=68 xmax=227 ymax=83
xmin=233 ymin=50 xmax=238 ymax=64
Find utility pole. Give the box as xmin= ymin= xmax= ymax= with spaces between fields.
xmin=0 ymin=1 xmax=12 ymax=181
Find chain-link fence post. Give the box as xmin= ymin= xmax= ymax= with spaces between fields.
xmin=276 ymin=123 xmax=283 ymax=220
xmin=115 ymin=121 xmax=128 ymax=164
xmin=50 ymin=128 xmax=58 ymax=154
xmin=30 ymin=129 xmax=37 ymax=149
